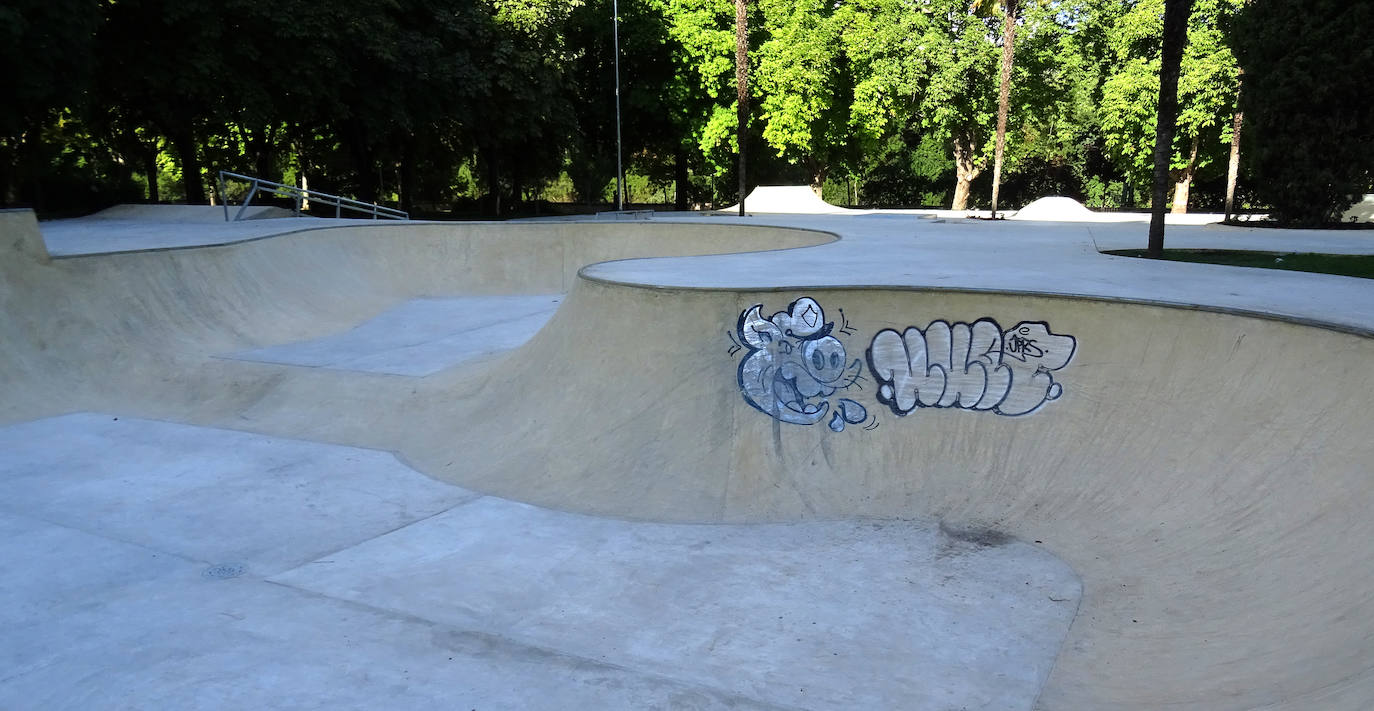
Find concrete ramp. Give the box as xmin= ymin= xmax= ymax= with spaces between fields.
xmin=1342 ymin=194 xmax=1374 ymax=223
xmin=86 ymin=203 xmax=297 ymax=221
xmin=421 ymin=274 xmax=1374 ymax=710
xmin=228 ymin=294 xmax=563 ymax=376
xmin=0 ymin=413 xmax=1078 ymax=710
xmin=724 ymin=185 xmax=850 ymax=214
xmin=1011 ymin=196 xmax=1098 ymax=220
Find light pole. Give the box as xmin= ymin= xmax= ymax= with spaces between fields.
xmin=613 ymin=0 xmax=624 ymax=211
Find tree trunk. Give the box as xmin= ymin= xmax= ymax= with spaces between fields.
xmin=1171 ymin=134 xmax=1199 ymax=214
xmin=674 ymin=148 xmax=689 ymax=210
xmin=345 ymin=124 xmax=378 ymax=205
xmin=143 ymin=147 xmax=160 ymax=203
xmin=170 ymin=126 xmax=205 ymax=204
xmin=951 ymin=133 xmax=981 ymax=211
xmin=811 ymin=164 xmax=826 ymax=198
xmin=484 ymin=147 xmax=502 ymax=216
xmin=22 ymin=122 xmax=44 ymax=210
xmin=0 ymin=141 xmax=13 ymax=206
xmin=735 ymin=0 xmax=749 ymax=216
xmin=399 ymin=139 xmax=416 ymax=216
xmin=1146 ymin=0 xmax=1194 ymax=257
xmin=1224 ymin=79 xmax=1244 ymax=222
xmin=512 ymin=164 xmax=525 ymax=214
xmin=990 ymin=0 xmax=1019 ymax=217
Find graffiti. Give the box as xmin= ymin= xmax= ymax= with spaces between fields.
xmin=730 ymin=298 xmax=1077 ymax=428
xmin=733 ymin=297 xmax=869 ymax=430
xmin=866 ymin=320 xmax=1076 ymax=417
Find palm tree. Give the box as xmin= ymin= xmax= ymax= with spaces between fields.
xmin=1147 ymin=0 xmax=1194 ymax=256
xmin=735 ymin=0 xmax=749 ymax=216
xmin=976 ymin=0 xmax=1020 ymax=218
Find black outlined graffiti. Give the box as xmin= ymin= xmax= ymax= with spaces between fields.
xmin=866 ymin=319 xmax=1076 ymax=417
xmin=734 ymin=298 xmax=869 ymax=430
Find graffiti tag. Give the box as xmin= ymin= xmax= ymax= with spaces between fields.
xmin=866 ymin=320 xmax=1076 ymax=417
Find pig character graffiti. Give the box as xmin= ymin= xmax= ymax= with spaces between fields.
xmin=734 ymin=297 xmax=868 ymax=430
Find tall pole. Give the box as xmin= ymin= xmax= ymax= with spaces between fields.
xmin=735 ymin=0 xmax=748 ymax=216
xmin=613 ymin=0 xmax=624 ymax=211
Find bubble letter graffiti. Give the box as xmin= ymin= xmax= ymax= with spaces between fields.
xmin=867 ymin=319 xmax=1076 ymax=417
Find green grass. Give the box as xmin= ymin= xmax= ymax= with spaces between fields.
xmin=1103 ymin=249 xmax=1374 ymax=280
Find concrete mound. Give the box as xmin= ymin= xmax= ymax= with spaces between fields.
xmin=1342 ymin=194 xmax=1374 ymax=223
xmin=1010 ymin=196 xmax=1097 ymax=221
xmin=723 ymin=185 xmax=849 ymax=214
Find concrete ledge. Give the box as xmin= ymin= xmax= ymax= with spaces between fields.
xmin=0 ymin=209 xmax=50 ymax=263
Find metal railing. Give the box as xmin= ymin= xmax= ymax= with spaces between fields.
xmin=217 ymin=171 xmax=409 ymax=221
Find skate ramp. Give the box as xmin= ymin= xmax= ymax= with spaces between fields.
xmin=3 ymin=207 xmax=1374 ymax=709
xmin=433 ymin=278 xmax=1374 ymax=710
xmin=0 ymin=413 xmax=1078 ymax=710
xmin=1342 ymin=194 xmax=1374 ymax=223
xmin=227 ymin=294 xmax=564 ymax=376
xmin=724 ymin=185 xmax=850 ymax=214
xmin=1011 ymin=196 xmax=1097 ymax=220
xmin=86 ymin=203 xmax=297 ymax=221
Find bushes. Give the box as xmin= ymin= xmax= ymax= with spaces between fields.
xmin=1233 ymin=0 xmax=1374 ymax=226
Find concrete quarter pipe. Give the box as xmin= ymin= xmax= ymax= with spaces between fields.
xmin=2 ymin=206 xmax=1374 ymax=709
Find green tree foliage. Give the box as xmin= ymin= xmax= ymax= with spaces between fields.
xmin=666 ymin=0 xmax=748 ymax=191
xmin=0 ymin=0 xmax=1363 ymax=218
xmin=752 ymin=0 xmax=850 ymax=189
xmin=1233 ymin=0 xmax=1374 ymax=226
xmin=0 ymin=0 xmax=100 ymax=208
xmin=1099 ymin=0 xmax=1241 ymax=212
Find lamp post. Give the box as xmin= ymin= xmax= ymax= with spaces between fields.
xmin=613 ymin=0 xmax=624 ymax=211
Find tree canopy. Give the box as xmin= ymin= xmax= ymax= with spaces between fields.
xmin=2 ymin=0 xmax=1367 ymax=224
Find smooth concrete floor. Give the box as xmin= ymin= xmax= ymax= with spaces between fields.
xmin=0 ymin=414 xmax=1080 ymax=710
xmin=228 ymin=295 xmax=563 ymax=376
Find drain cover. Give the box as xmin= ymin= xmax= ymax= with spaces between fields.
xmin=202 ymin=563 xmax=247 ymax=580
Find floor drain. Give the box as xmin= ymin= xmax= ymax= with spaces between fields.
xmin=202 ymin=563 xmax=247 ymax=580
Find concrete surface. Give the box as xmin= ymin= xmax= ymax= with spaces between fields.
xmin=39 ymin=211 xmax=395 ymax=256
xmin=1 ymin=414 xmax=1079 ymax=710
xmin=1342 ymin=194 xmax=1374 ymax=223
xmin=229 ymin=294 xmax=563 ymax=376
xmin=5 ymin=203 xmax=1374 ymax=709
xmin=1009 ymin=196 xmax=1098 ymax=220
xmin=581 ymin=213 xmax=1374 ymax=334
xmin=85 ymin=204 xmax=300 ymax=221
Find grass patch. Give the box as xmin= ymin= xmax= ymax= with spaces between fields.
xmin=1103 ymin=249 xmax=1374 ymax=280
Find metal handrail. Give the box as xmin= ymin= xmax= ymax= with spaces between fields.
xmin=217 ymin=171 xmax=409 ymax=221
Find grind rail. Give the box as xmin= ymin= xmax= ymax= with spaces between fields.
xmin=218 ymin=171 xmax=409 ymax=221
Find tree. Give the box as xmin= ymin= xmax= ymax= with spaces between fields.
xmin=1232 ymin=0 xmax=1374 ymax=226
xmin=752 ymin=0 xmax=851 ymax=194
xmin=1147 ymin=0 xmax=1194 ymax=257
xmin=1101 ymin=0 xmax=1241 ymax=214
xmin=909 ymin=0 xmax=1002 ymax=210
xmin=0 ymin=0 xmax=100 ymax=207
xmin=1223 ymin=74 xmax=1242 ymax=221
xmin=976 ymin=0 xmax=1019 ymax=217
xmin=666 ymin=0 xmax=752 ymax=205
xmin=735 ymin=0 xmax=749 ymax=213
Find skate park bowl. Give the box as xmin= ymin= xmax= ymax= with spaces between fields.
xmin=3 ymin=205 xmax=1374 ymax=709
